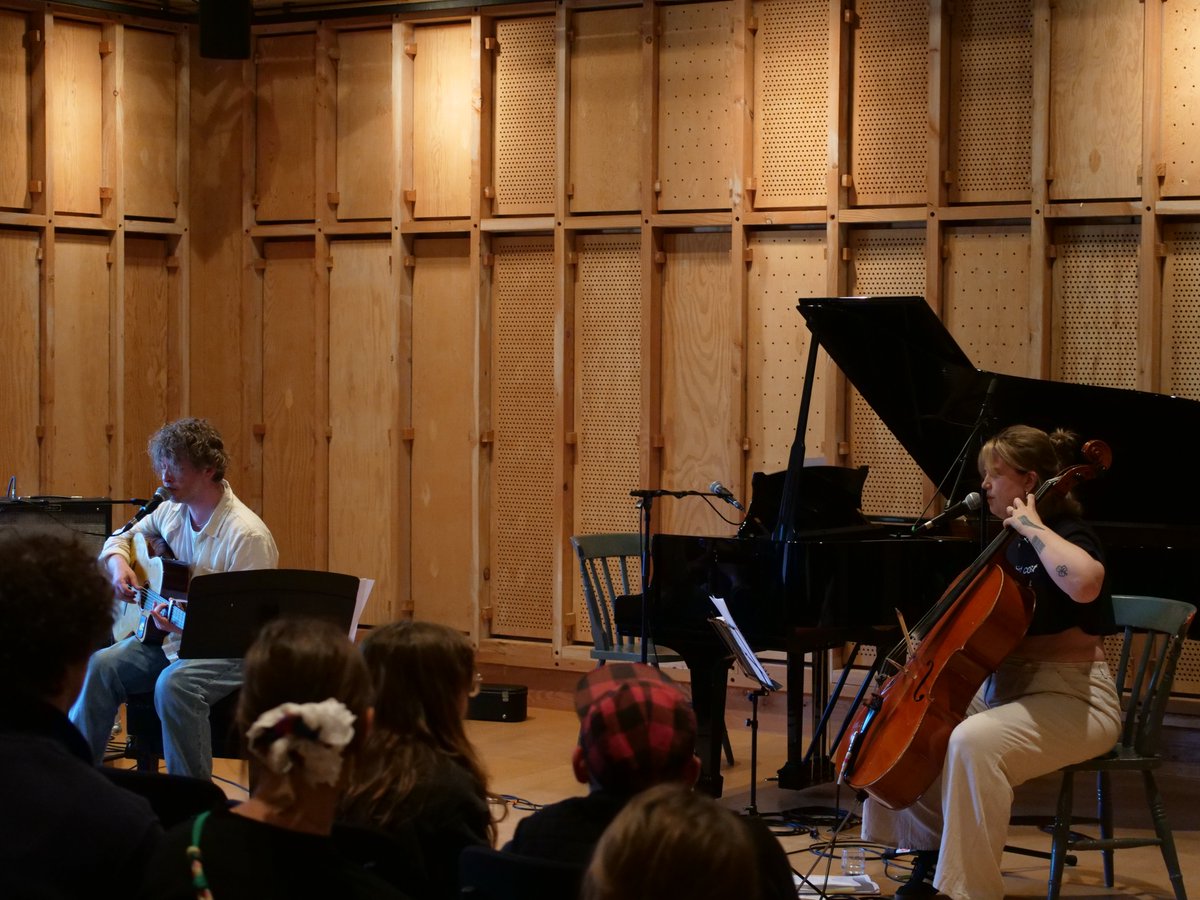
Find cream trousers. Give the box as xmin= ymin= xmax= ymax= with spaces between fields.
xmin=860 ymin=657 xmax=1121 ymax=900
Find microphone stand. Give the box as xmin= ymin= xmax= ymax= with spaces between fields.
xmin=629 ymin=487 xmax=713 ymax=665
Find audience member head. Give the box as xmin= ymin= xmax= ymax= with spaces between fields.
xmin=238 ymin=617 xmax=373 ymax=809
xmin=362 ymin=620 xmax=478 ymax=742
xmin=344 ymin=619 xmax=495 ymax=839
xmin=580 ymin=782 xmax=759 ymax=900
xmin=978 ymin=424 xmax=1083 ymax=517
xmin=148 ymin=417 xmax=228 ymax=482
xmin=572 ymin=663 xmax=700 ymax=795
xmin=1 ymin=531 xmax=112 ymax=711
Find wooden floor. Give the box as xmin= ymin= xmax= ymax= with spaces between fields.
xmin=201 ymin=691 xmax=1199 ymax=898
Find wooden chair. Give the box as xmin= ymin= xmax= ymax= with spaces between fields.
xmin=570 ymin=533 xmax=734 ymax=766
xmin=570 ymin=533 xmax=680 ymax=665
xmin=1021 ymin=594 xmax=1195 ymax=900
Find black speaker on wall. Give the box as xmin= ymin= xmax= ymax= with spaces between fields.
xmin=199 ymin=0 xmax=253 ymax=61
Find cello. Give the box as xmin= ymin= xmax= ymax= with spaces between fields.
xmin=832 ymin=439 xmax=1112 ymax=810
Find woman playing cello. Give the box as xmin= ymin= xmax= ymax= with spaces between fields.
xmin=863 ymin=425 xmax=1122 ymax=899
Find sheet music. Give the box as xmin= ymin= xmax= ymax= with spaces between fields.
xmin=349 ymin=579 xmax=375 ymax=640
xmin=709 ymin=595 xmax=781 ymax=691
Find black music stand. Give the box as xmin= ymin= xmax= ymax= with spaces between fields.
xmin=709 ymin=598 xmax=780 ymax=817
xmin=179 ymin=568 xmax=361 ymax=659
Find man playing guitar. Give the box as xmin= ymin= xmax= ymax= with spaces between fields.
xmin=70 ymin=418 xmax=278 ymax=780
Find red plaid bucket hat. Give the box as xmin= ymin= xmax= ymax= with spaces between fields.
xmin=574 ymin=662 xmax=697 ymax=794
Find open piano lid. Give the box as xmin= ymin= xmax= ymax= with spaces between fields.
xmin=798 ymin=296 xmax=1200 ymax=529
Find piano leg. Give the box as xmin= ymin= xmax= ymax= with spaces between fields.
xmin=777 ymin=647 xmax=837 ymax=791
xmin=684 ymin=654 xmax=732 ymax=798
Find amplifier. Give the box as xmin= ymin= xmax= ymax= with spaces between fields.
xmin=0 ymin=498 xmax=112 ymax=557
xmin=467 ymin=683 xmax=528 ymax=723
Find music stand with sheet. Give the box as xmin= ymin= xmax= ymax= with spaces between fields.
xmin=178 ymin=569 xmax=361 ymax=659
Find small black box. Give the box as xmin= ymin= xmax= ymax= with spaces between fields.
xmin=467 ymin=683 xmax=528 ymax=722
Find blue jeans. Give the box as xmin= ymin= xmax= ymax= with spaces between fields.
xmin=69 ymin=637 xmax=242 ymax=780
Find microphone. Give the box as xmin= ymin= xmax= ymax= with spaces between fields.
xmin=708 ymin=481 xmax=745 ymax=512
xmin=115 ymin=486 xmax=171 ymax=535
xmin=914 ymin=491 xmax=982 ymax=533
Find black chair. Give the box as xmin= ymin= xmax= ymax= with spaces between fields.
xmin=123 ymin=688 xmax=244 ymax=772
xmin=101 ymin=767 xmax=228 ymax=828
xmin=1010 ymin=594 xmax=1195 ymax=900
xmin=459 ymin=846 xmax=584 ymax=900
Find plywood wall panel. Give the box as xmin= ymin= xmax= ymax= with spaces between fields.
xmin=943 ymin=226 xmax=1034 ymax=377
xmin=658 ymin=2 xmax=733 ymax=211
xmin=335 ymin=28 xmax=392 ymax=221
xmin=50 ymin=19 xmax=103 ymax=216
xmin=1162 ymin=222 xmax=1200 ymax=401
xmin=124 ymin=28 xmax=178 ymax=221
xmin=47 ymin=233 xmax=110 ymax=494
xmin=329 ymin=239 xmax=399 ymax=623
xmin=574 ymin=233 xmax=644 ymax=537
xmin=849 ymin=0 xmax=927 ymax=206
xmin=411 ymin=237 xmax=474 ymax=628
xmin=1161 ymin=3 xmax=1200 ymax=198
xmin=948 ymin=0 xmax=1033 ymax=204
xmin=658 ymin=231 xmax=737 ymax=536
xmin=0 ymin=11 xmax=30 ymax=210
xmin=493 ymin=17 xmax=555 ymax=215
xmin=568 ymin=8 xmax=641 ymax=214
xmin=0 ymin=229 xmax=40 ymax=491
xmin=573 ymin=233 xmax=643 ymax=645
xmin=752 ymin=0 xmax=830 ymax=209
xmin=1051 ymin=223 xmax=1140 ymax=388
xmin=411 ymin=23 xmax=472 ymax=219
xmin=262 ymin=239 xmax=319 ymax=567
xmin=256 ymin=33 xmax=316 ymax=223
xmin=746 ymin=229 xmax=828 ymax=473
xmin=121 ymin=236 xmax=172 ymax=497
xmin=491 ymin=236 xmax=556 ymax=639
xmin=847 ymin=229 xmax=927 ymax=517
xmin=1048 ymin=0 xmax=1141 ymax=201
xmin=188 ymin=51 xmax=249 ymax=482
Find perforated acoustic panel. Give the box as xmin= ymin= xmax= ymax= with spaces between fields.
xmin=574 ymin=234 xmax=644 ymax=644
xmin=1051 ymin=224 xmax=1139 ymax=388
xmin=1163 ymin=223 xmax=1200 ymax=400
xmin=850 ymin=0 xmax=927 ymax=206
xmin=948 ymin=0 xmax=1032 ymax=203
xmin=492 ymin=236 xmax=556 ymax=639
xmin=658 ymin=2 xmax=733 ymax=211
xmin=943 ymin=226 xmax=1033 ymax=376
xmin=494 ymin=17 xmax=556 ymax=215
xmin=1162 ymin=3 xmax=1200 ymax=198
xmin=747 ymin=229 xmax=828 ymax=472
xmin=848 ymin=229 xmax=927 ymax=517
xmin=752 ymin=0 xmax=830 ymax=208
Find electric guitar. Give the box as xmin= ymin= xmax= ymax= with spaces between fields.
xmin=129 ymin=532 xmax=191 ymax=645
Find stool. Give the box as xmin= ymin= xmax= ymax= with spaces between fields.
xmin=123 ymin=689 xmax=244 ymax=773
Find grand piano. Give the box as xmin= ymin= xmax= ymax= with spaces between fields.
xmin=646 ymin=296 xmax=1200 ymax=798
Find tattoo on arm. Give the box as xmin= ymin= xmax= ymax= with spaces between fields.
xmin=1029 ymin=534 xmax=1045 ymax=553
xmin=1056 ymin=564 xmax=1069 ymax=578
xmin=1017 ymin=515 xmax=1045 ymax=531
